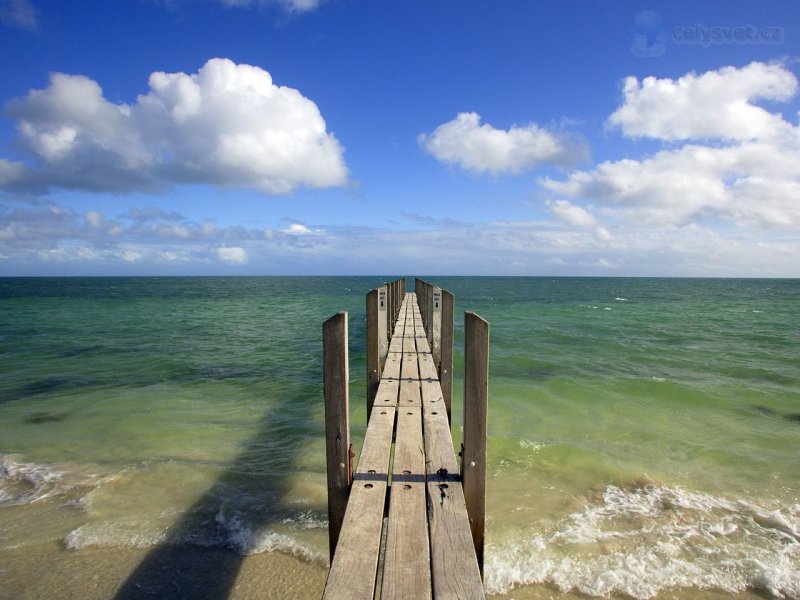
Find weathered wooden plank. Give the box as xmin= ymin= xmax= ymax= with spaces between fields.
xmin=421 ymin=399 xmax=485 ymax=598
xmin=463 ymin=312 xmax=489 ymax=577
xmin=324 ymin=289 xmax=485 ymax=600
xmin=415 ymin=299 xmax=485 ymax=600
xmin=381 ymin=406 xmax=431 ymax=600
xmin=390 ymin=301 xmax=407 ymax=347
xmin=399 ymin=331 xmax=420 ymax=407
xmin=323 ymin=406 xmax=396 ymax=600
xmin=323 ymin=312 xmax=351 ymax=561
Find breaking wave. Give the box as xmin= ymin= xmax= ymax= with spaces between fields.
xmin=63 ymin=504 xmax=326 ymax=564
xmin=0 ymin=454 xmax=112 ymax=507
xmin=486 ymin=484 xmax=800 ymax=599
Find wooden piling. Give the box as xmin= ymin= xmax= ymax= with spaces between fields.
xmin=366 ymin=289 xmax=381 ymax=419
xmin=463 ymin=312 xmax=489 ymax=578
xmin=440 ymin=289 xmax=454 ymax=423
xmin=323 ymin=311 xmax=351 ymax=560
xmin=431 ymin=286 xmax=442 ymax=370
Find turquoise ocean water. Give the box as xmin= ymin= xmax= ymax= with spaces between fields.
xmin=1 ymin=277 xmax=798 ymax=598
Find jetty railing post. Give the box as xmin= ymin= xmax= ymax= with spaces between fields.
xmin=378 ymin=286 xmax=389 ymax=365
xmin=421 ymin=280 xmax=429 ymax=332
xmin=366 ymin=287 xmax=388 ymax=420
xmin=417 ymin=279 xmax=423 ymax=325
xmin=387 ymin=281 xmax=396 ymax=335
xmin=463 ymin=311 xmax=489 ymax=579
xmin=323 ymin=311 xmax=351 ymax=561
xmin=440 ymin=289 xmax=454 ymax=423
xmin=392 ymin=279 xmax=399 ymax=329
xmin=425 ymin=281 xmax=431 ymax=332
xmin=431 ymin=286 xmax=442 ymax=368
xmin=395 ymin=278 xmax=400 ymax=317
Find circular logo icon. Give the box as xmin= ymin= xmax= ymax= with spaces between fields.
xmin=631 ymin=11 xmax=666 ymax=57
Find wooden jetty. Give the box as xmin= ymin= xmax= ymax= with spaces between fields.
xmin=322 ymin=278 xmax=489 ymax=600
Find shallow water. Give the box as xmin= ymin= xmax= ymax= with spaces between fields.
xmin=1 ymin=277 xmax=798 ymax=598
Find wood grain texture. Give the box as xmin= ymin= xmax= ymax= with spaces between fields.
xmin=440 ymin=289 xmax=454 ymax=423
xmin=420 ymin=380 xmax=485 ymax=598
xmin=323 ymin=406 xmax=395 ymax=600
xmin=323 ymin=312 xmax=350 ymax=561
xmin=323 ymin=290 xmax=485 ymax=600
xmin=418 ymin=304 xmax=485 ymax=600
xmin=366 ymin=289 xmax=381 ymax=419
xmin=381 ymin=406 xmax=431 ymax=600
xmin=463 ymin=311 xmax=489 ymax=577
xmin=378 ymin=286 xmax=388 ymax=366
xmin=431 ymin=287 xmax=442 ymax=370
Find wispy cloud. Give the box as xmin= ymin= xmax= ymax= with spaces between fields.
xmin=162 ymin=0 xmax=323 ymax=15
xmin=2 ymin=199 xmax=797 ymax=276
xmin=221 ymin=0 xmax=323 ymax=13
xmin=0 ymin=0 xmax=37 ymax=30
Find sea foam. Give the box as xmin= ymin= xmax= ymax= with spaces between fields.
xmin=0 ymin=454 xmax=110 ymax=507
xmin=64 ymin=504 xmax=326 ymax=565
xmin=485 ymin=484 xmax=800 ymax=599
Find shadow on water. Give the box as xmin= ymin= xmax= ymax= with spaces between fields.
xmin=114 ymin=381 xmax=324 ymax=600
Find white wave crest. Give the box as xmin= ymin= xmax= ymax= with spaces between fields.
xmin=0 ymin=454 xmax=110 ymax=507
xmin=215 ymin=508 xmax=326 ymax=563
xmin=65 ymin=507 xmax=327 ymax=566
xmin=485 ymin=484 xmax=800 ymax=599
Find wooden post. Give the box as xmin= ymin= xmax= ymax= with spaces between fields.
xmin=324 ymin=312 xmax=351 ymax=561
xmin=431 ymin=286 xmax=442 ymax=369
xmin=463 ymin=312 xmax=489 ymax=578
xmin=378 ymin=286 xmax=388 ymax=365
xmin=426 ymin=284 xmax=434 ymax=347
xmin=420 ymin=280 xmax=428 ymax=331
xmin=387 ymin=281 xmax=395 ymax=335
xmin=366 ymin=289 xmax=381 ymax=420
xmin=389 ymin=281 xmax=400 ymax=331
xmin=440 ymin=289 xmax=454 ymax=423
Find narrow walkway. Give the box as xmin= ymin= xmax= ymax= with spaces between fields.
xmin=323 ymin=293 xmax=484 ymax=600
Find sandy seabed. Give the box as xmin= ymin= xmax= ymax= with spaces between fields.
xmin=0 ymin=543 xmax=773 ymax=600
xmin=0 ymin=543 xmax=327 ymax=599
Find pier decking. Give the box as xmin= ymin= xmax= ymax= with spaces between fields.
xmin=322 ymin=281 xmax=488 ymax=600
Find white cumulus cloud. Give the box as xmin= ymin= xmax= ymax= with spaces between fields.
xmin=419 ymin=112 xmax=587 ymax=175
xmin=543 ymin=62 xmax=800 ymax=231
xmin=607 ymin=62 xmax=797 ymax=142
xmin=3 ymin=58 xmax=348 ymax=195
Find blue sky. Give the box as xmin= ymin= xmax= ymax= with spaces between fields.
xmin=1 ymin=0 xmax=798 ymax=276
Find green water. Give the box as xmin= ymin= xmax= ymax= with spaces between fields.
xmin=1 ymin=277 xmax=798 ymax=598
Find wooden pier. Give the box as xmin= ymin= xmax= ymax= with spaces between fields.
xmin=322 ymin=278 xmax=489 ymax=600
